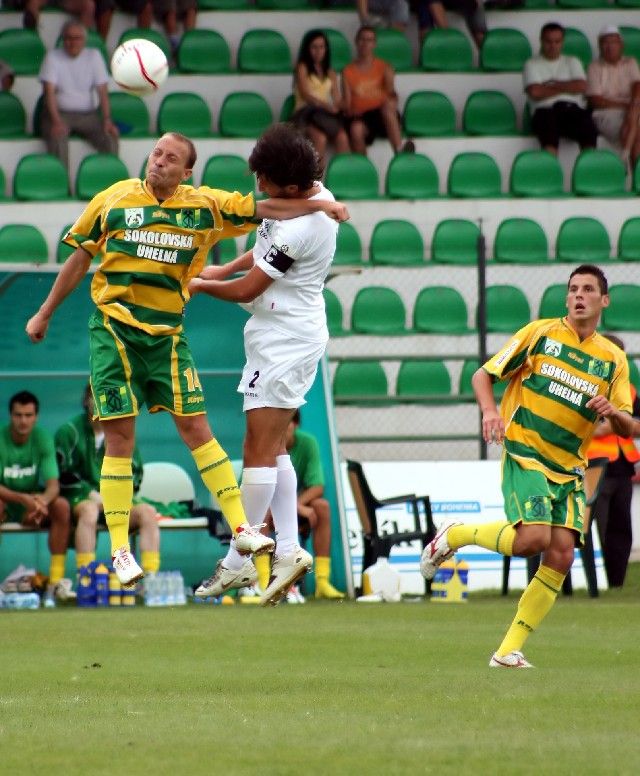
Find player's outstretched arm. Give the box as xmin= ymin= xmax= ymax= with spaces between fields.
xmin=198 ymin=250 xmax=254 ymax=282
xmin=256 ymin=198 xmax=349 ymax=223
xmin=26 ymin=247 xmax=92 ymax=343
xmin=189 ymin=265 xmax=273 ymax=304
xmin=472 ymin=367 xmax=506 ymax=443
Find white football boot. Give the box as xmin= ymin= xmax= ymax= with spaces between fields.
xmin=489 ymin=651 xmax=534 ymax=668
xmin=195 ymin=559 xmax=257 ymax=598
xmin=419 ymin=521 xmax=462 ymax=580
xmin=260 ymin=545 xmax=313 ymax=607
xmin=234 ymin=523 xmax=275 ymax=556
xmin=112 ymin=547 xmax=144 ymax=588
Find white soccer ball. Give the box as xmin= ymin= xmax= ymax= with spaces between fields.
xmin=111 ymin=39 xmax=168 ymax=97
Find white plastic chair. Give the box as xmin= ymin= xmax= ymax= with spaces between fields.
xmin=137 ymin=461 xmax=196 ymax=504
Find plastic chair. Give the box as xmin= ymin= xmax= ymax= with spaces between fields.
xmin=177 ymin=29 xmax=231 ymax=73
xmin=279 ymin=93 xmax=294 ymax=122
xmin=322 ymin=28 xmax=351 ymax=71
xmin=238 ymin=29 xmax=291 ymax=73
xmin=324 ymin=288 xmax=346 ymax=336
xmin=618 ymin=217 xmax=640 ymax=261
xmin=13 ymin=153 xmax=69 ymax=200
xmin=325 ymin=153 xmax=379 ymax=199
xmin=403 ymin=91 xmax=456 ymax=137
xmin=137 ymin=462 xmax=196 ymax=505
xmin=413 ymin=286 xmax=471 ymax=334
xmin=420 ymin=28 xmax=473 ymax=72
xmin=333 ymin=222 xmax=363 ymax=266
xmin=480 ymin=28 xmax=532 ymax=72
xmin=0 ymin=28 xmax=46 ymax=75
xmin=109 ymin=92 xmax=150 ymax=137
xmin=56 ymin=224 xmax=74 ymax=264
xmin=117 ymin=28 xmax=171 ymax=61
xmin=558 ymin=0 xmax=607 ymax=7
xmin=218 ymin=92 xmax=272 ymax=137
xmin=572 ymin=149 xmax=627 ymax=196
xmin=157 ymin=92 xmax=212 ymax=136
xmin=0 ymin=224 xmax=48 ymax=264
xmin=556 ymin=217 xmax=611 ymax=263
xmin=448 ymin=152 xmax=501 ymax=197
xmin=602 ymin=285 xmax=640 ymax=331
xmin=75 ymin=153 xmax=129 ymax=200
xmin=375 ymin=28 xmax=413 ymax=72
xmin=201 ymin=154 xmax=253 ymax=196
xmin=396 ymin=360 xmax=451 ymax=399
xmin=628 ymin=357 xmax=640 ymax=391
xmin=483 ymin=285 xmax=531 ymax=332
xmin=351 ymin=287 xmax=407 ymax=334
xmin=0 ymin=92 xmax=26 ymax=137
xmin=0 ymin=166 xmax=7 ymax=201
xmin=463 ymin=91 xmax=517 ymax=135
xmin=385 ymin=153 xmax=439 ymax=198
xmin=333 ymin=360 xmax=388 ymax=401
xmin=619 ymin=26 xmax=640 ymax=64
xmin=431 ymin=219 xmax=480 ymax=264
xmin=369 ymin=220 xmax=424 ymax=266
xmin=538 ymin=284 xmax=567 ymax=318
xmin=562 ymin=27 xmax=593 ymax=70
xmin=458 ymin=358 xmax=507 ymax=400
xmin=510 ymin=150 xmax=564 ymax=197
xmin=494 ymin=218 xmax=549 ymax=263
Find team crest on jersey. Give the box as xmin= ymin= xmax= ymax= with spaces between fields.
xmin=587 ymin=358 xmax=610 ymax=378
xmin=544 ymin=338 xmax=562 ymax=357
xmin=177 ymin=208 xmax=200 ymax=228
xmin=124 ymin=208 xmax=144 ymax=227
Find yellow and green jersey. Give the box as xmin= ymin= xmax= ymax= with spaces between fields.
xmin=64 ymin=178 xmax=257 ymax=335
xmin=484 ymin=317 xmax=632 ymax=482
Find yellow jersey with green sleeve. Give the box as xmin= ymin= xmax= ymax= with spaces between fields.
xmin=484 ymin=317 xmax=632 ymax=483
xmin=63 ymin=178 xmax=257 ymax=336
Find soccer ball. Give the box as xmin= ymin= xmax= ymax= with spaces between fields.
xmin=110 ymin=39 xmax=168 ymax=97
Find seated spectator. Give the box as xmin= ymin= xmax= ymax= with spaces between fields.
xmin=0 ymin=60 xmax=15 ymax=92
xmin=96 ymin=0 xmax=152 ymax=42
xmin=524 ymin=22 xmax=597 ymax=157
xmin=342 ymin=25 xmax=415 ymax=155
xmin=587 ymin=26 xmax=640 ymax=170
xmin=153 ymin=0 xmax=197 ymax=58
xmin=4 ymin=0 xmax=96 ymax=32
xmin=357 ymin=0 xmax=410 ymax=30
xmin=292 ymin=29 xmax=350 ymax=168
xmin=0 ymin=391 xmax=73 ymax=604
xmin=55 ymin=384 xmax=161 ymax=580
xmin=413 ymin=0 xmax=486 ymax=48
xmin=39 ymin=20 xmax=119 ymax=170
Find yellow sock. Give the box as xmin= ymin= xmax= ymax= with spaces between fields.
xmin=141 ymin=550 xmax=160 ymax=574
xmin=192 ymin=439 xmax=246 ymax=533
xmin=314 ymin=556 xmax=345 ymax=598
xmin=254 ymin=553 xmax=271 ymax=590
xmin=496 ymin=564 xmax=565 ymax=656
xmin=76 ymin=552 xmax=95 ymax=570
xmin=448 ymin=520 xmax=516 ymax=556
xmin=101 ymin=456 xmax=133 ymax=554
xmin=49 ymin=554 xmax=66 ymax=585
xmin=315 ymin=555 xmax=331 ymax=582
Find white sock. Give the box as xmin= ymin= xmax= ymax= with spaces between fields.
xmin=223 ymin=466 xmax=277 ymax=570
xmin=270 ymin=455 xmax=299 ymax=557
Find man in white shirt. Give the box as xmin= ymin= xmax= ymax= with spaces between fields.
xmin=39 ymin=20 xmax=119 ymax=169
xmin=524 ymin=22 xmax=597 ymax=156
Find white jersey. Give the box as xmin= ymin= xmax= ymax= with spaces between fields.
xmin=244 ymin=182 xmax=337 ymax=343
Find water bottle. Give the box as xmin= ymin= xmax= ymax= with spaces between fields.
xmin=143 ymin=573 xmax=160 ymax=606
xmin=94 ymin=563 xmax=110 ymax=607
xmin=171 ymin=571 xmax=186 ymax=605
xmin=109 ymin=572 xmax=122 ymax=606
xmin=76 ymin=565 xmax=96 ymax=607
xmin=4 ymin=592 xmax=40 ymax=610
xmin=158 ymin=572 xmax=170 ymax=606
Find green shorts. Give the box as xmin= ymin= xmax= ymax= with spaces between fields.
xmin=89 ymin=311 xmax=206 ymax=419
xmin=502 ymin=453 xmax=586 ymax=544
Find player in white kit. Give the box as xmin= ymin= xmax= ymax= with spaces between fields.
xmin=189 ymin=123 xmax=342 ymax=605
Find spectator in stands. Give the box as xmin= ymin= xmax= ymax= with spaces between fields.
xmin=4 ymin=0 xmax=96 ymax=32
xmin=96 ymin=0 xmax=152 ymax=41
xmin=0 ymin=390 xmax=73 ymax=604
xmin=524 ymin=22 xmax=598 ymax=157
xmin=292 ymin=29 xmax=350 ymax=169
xmin=0 ymin=60 xmax=15 ymax=92
xmin=55 ymin=384 xmax=161 ymax=580
xmin=357 ymin=0 xmax=410 ymax=30
xmin=342 ymin=25 xmax=415 ymax=155
xmin=413 ymin=0 xmax=487 ymax=48
xmin=587 ymin=334 xmax=640 ymax=588
xmin=587 ymin=26 xmax=640 ymax=170
xmin=39 ymin=20 xmax=119 ymax=170
xmin=152 ymin=0 xmax=197 ymax=59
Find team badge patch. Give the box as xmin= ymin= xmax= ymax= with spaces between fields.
xmin=544 ymin=338 xmax=562 ymax=357
xmin=124 ymin=208 xmax=144 ymax=227
xmin=177 ymin=208 xmax=200 ymax=228
xmin=587 ymin=358 xmax=609 ymax=378
xmin=97 ymin=385 xmax=132 ymax=416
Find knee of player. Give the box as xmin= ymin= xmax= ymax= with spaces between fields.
xmin=514 ymin=525 xmax=550 ymax=556
xmin=51 ymin=496 xmax=71 ymax=523
xmin=76 ymin=501 xmax=100 ymax=528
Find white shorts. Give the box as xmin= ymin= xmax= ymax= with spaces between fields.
xmin=238 ymin=319 xmax=327 ymax=411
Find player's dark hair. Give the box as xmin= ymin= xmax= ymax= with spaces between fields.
xmin=164 ymin=132 xmax=197 ymax=169
xmin=297 ymin=29 xmax=331 ymax=78
xmin=9 ymin=390 xmax=39 ymax=414
xmin=568 ymin=264 xmax=608 ymax=295
xmin=541 ymin=22 xmax=564 ymax=39
xmin=249 ymin=123 xmax=321 ymax=190
xmin=356 ymin=25 xmax=377 ymax=42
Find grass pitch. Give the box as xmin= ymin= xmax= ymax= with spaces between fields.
xmin=2 ymin=567 xmax=639 ymax=776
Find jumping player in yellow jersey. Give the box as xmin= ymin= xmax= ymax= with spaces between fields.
xmin=420 ymin=264 xmax=635 ymax=667
xmin=26 ymin=131 xmax=349 ymax=587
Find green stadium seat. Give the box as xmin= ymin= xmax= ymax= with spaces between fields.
xmin=0 ymin=28 xmax=46 ymax=75
xmin=324 ymin=288 xmax=346 ymax=336
xmin=396 ymin=360 xmax=451 ymax=399
xmin=431 ymin=219 xmax=480 ymax=264
xmin=177 ymin=29 xmax=231 ymax=73
xmin=56 ymin=224 xmax=74 ymax=264
xmin=628 ymin=357 xmax=640 ymax=392
xmin=538 ymin=284 xmax=567 ymax=318
xmin=56 ymin=28 xmax=108 ymax=65
xmin=556 ymin=217 xmax=611 ymax=263
xmin=619 ymin=26 xmax=640 ymax=65
xmin=385 ymin=153 xmax=439 ymax=198
xmin=403 ymin=91 xmax=456 ymax=137
xmin=238 ymin=29 xmax=291 ymax=73
xmin=463 ymin=91 xmax=517 ymax=135
xmin=0 ymin=92 xmax=26 ymax=138
xmin=351 ymin=287 xmax=407 ymax=334
xmin=201 ymin=154 xmax=253 ymax=196
xmin=617 ymin=0 xmax=640 ymax=7
xmin=483 ymin=285 xmax=531 ymax=332
xmin=572 ymin=149 xmax=628 ymax=196
xmin=510 ymin=150 xmax=565 ymax=197
xmin=117 ymin=28 xmax=171 ymax=61
xmin=13 ymin=153 xmax=69 ymax=200
xmin=325 ymin=153 xmax=379 ymax=199
xmin=322 ymin=28 xmax=351 ymax=72
xmin=448 ymin=152 xmax=501 ymax=197
xmin=157 ymin=92 xmax=212 ymax=136
xmin=109 ymin=92 xmax=150 ymax=137
xmin=558 ymin=0 xmax=608 ymax=7
xmin=459 ymin=358 xmax=507 ymax=400
xmin=602 ymin=285 xmax=640 ymax=330
xmin=333 ymin=222 xmax=363 ymax=266
xmin=494 ymin=218 xmax=549 ymax=263
xmin=218 ymin=92 xmax=272 ymax=138
xmin=75 ymin=153 xmax=129 ymax=200
xmin=0 ymin=166 xmax=7 ymax=201
xmin=562 ymin=27 xmax=593 ymax=70
xmin=413 ymin=286 xmax=471 ymax=333
xmin=369 ymin=220 xmax=424 ymax=266
xmin=480 ymin=28 xmax=532 ymax=72
xmin=375 ymin=28 xmax=413 ymax=72
xmin=0 ymin=224 xmax=48 ymax=264
xmin=333 ymin=360 xmax=388 ymax=402
xmin=618 ymin=217 xmax=640 ymax=261
xmin=279 ymin=94 xmax=294 ymax=122
xmin=420 ymin=29 xmax=473 ymax=72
